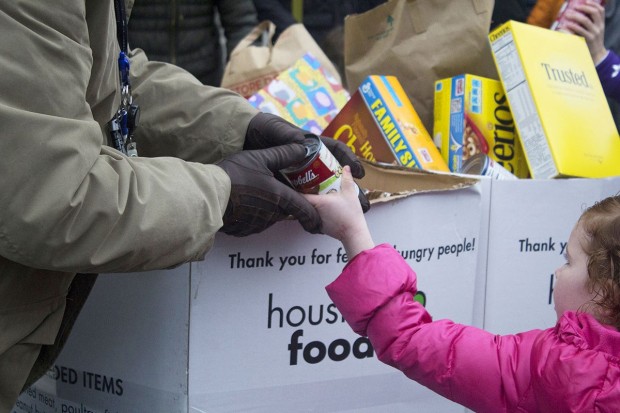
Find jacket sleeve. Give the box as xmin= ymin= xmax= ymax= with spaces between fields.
xmin=252 ymin=0 xmax=296 ymax=40
xmin=216 ymin=0 xmax=260 ymax=58
xmin=128 ymin=48 xmax=258 ymax=162
xmin=0 ymin=2 xmax=255 ymax=274
xmin=596 ymin=50 xmax=620 ymax=102
xmin=326 ymin=244 xmax=540 ymax=413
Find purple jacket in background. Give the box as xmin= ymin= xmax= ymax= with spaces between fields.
xmin=326 ymin=244 xmax=620 ymax=412
xmin=597 ymin=49 xmax=620 ymax=102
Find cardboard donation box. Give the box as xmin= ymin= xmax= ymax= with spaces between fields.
xmin=489 ymin=20 xmax=620 ymax=179
xmin=13 ymin=172 xmax=620 ymax=413
xmin=322 ymin=75 xmax=449 ymax=173
xmin=433 ymin=74 xmax=529 ymax=178
xmin=248 ymin=52 xmax=349 ymax=134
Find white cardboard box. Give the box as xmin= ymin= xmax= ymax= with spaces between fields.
xmin=13 ymin=176 xmax=620 ymax=413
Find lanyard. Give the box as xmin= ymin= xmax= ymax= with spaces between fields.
xmin=110 ymin=0 xmax=139 ymax=156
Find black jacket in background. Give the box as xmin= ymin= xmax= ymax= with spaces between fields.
xmin=129 ymin=0 xmax=258 ymax=86
xmin=490 ymin=0 xmax=533 ymax=30
xmin=253 ymin=0 xmax=386 ymax=43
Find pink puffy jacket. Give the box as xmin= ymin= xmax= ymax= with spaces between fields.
xmin=325 ymin=244 xmax=620 ymax=412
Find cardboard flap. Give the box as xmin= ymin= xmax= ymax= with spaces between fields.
xmin=357 ymin=159 xmax=479 ymax=203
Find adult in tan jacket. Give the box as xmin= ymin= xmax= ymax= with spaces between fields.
xmin=0 ymin=1 xmax=364 ymax=411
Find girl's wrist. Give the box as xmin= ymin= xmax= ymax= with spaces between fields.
xmin=342 ymin=226 xmax=374 ymax=259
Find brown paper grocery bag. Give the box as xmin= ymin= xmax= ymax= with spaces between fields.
xmin=344 ymin=0 xmax=498 ymax=132
xmin=221 ymin=20 xmax=342 ymax=98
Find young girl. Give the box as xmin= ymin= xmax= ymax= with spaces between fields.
xmin=305 ymin=166 xmax=620 ymax=412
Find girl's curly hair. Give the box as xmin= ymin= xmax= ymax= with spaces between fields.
xmin=579 ymin=195 xmax=620 ymax=329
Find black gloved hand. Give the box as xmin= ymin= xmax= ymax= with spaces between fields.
xmin=244 ymin=112 xmax=365 ymax=179
xmin=217 ymin=143 xmax=322 ymax=237
xmin=356 ymin=185 xmax=371 ymax=214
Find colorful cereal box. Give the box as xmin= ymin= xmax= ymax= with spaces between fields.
xmin=248 ymin=53 xmax=349 ymax=135
xmin=323 ymin=75 xmax=449 ymax=173
xmin=433 ymin=74 xmax=529 ymax=178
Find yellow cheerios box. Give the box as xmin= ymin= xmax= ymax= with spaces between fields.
xmin=433 ymin=74 xmax=529 ymax=178
xmin=489 ymin=20 xmax=620 ymax=179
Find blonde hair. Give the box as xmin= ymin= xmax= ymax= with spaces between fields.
xmin=579 ymin=195 xmax=620 ymax=329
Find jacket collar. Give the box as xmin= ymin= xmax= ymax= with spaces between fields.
xmin=557 ymin=311 xmax=620 ymax=358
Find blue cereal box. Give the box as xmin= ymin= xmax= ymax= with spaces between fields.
xmin=433 ymin=74 xmax=529 ymax=178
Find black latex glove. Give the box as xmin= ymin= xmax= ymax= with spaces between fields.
xmin=244 ymin=112 xmax=365 ymax=179
xmin=217 ymin=143 xmax=322 ymax=236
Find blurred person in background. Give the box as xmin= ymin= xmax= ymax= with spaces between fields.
xmin=129 ymin=0 xmax=259 ymax=86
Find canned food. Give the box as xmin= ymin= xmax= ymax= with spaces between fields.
xmin=551 ymin=0 xmax=606 ymax=32
xmin=460 ymin=153 xmax=518 ymax=180
xmin=281 ymin=134 xmax=345 ymax=194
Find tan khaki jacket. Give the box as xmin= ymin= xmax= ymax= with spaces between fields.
xmin=0 ymin=1 xmax=257 ymax=410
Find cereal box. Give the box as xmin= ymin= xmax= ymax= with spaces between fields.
xmin=489 ymin=20 xmax=620 ymax=179
xmin=433 ymin=74 xmax=529 ymax=178
xmin=248 ymin=53 xmax=349 ymax=135
xmin=322 ymin=75 xmax=449 ymax=173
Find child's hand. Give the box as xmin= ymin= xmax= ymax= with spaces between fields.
xmin=562 ymin=1 xmax=608 ymax=64
xmin=304 ymin=165 xmax=374 ymax=259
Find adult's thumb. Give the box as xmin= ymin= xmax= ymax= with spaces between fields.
xmin=258 ymin=143 xmax=308 ymax=172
